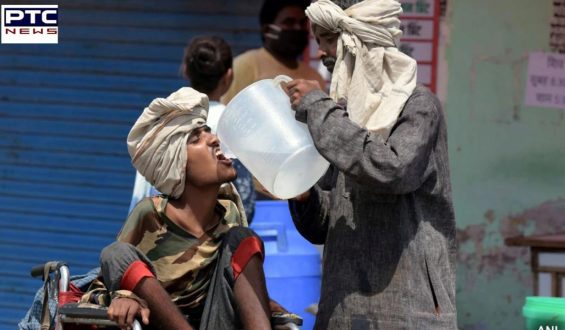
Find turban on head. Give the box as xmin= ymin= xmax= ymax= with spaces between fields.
xmin=127 ymin=87 xmax=208 ymax=199
xmin=306 ymin=0 xmax=417 ymax=138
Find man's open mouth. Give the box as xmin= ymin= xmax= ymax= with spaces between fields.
xmin=215 ymin=148 xmax=232 ymax=165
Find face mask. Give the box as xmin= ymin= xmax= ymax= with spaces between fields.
xmin=264 ymin=24 xmax=310 ymax=60
xmin=321 ymin=56 xmax=336 ymax=73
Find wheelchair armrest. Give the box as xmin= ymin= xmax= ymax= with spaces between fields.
xmin=59 ymin=303 xmax=142 ymax=330
xmin=58 ymin=303 xmax=109 ymax=319
xmin=30 ymin=262 xmax=142 ymax=330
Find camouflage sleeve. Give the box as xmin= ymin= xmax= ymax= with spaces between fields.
xmin=117 ymin=198 xmax=156 ymax=244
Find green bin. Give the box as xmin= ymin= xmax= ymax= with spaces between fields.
xmin=523 ymin=296 xmax=565 ymax=330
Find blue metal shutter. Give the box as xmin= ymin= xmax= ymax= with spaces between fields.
xmin=0 ymin=1 xmax=261 ymax=327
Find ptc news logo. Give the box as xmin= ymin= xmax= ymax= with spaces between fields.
xmin=1 ymin=5 xmax=58 ymax=44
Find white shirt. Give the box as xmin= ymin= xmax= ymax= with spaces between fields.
xmin=206 ymin=101 xmax=226 ymax=133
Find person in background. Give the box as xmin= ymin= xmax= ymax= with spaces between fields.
xmin=130 ymin=36 xmax=256 ymax=222
xmin=221 ymin=0 xmax=325 ymax=105
xmin=284 ymin=0 xmax=457 ymax=328
xmin=221 ymin=0 xmax=326 ymax=200
xmin=182 ymin=36 xmax=256 ymax=222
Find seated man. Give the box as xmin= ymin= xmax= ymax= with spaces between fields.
xmin=87 ymin=87 xmax=275 ymax=329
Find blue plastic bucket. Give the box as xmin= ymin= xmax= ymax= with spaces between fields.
xmin=251 ymin=201 xmax=321 ymax=330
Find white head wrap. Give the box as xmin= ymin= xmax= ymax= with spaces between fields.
xmin=306 ymin=0 xmax=417 ymax=137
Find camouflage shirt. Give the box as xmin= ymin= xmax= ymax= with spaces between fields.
xmin=118 ymin=196 xmax=243 ymax=310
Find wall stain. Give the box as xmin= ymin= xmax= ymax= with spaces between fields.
xmin=484 ymin=209 xmax=495 ymax=224
xmin=457 ymin=198 xmax=565 ymax=288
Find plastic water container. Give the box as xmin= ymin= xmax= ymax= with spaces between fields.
xmin=251 ymin=201 xmax=321 ymax=330
xmin=217 ymin=75 xmax=329 ymax=199
xmin=523 ymin=296 xmax=565 ymax=330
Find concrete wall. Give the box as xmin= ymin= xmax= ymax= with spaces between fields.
xmin=443 ymin=0 xmax=565 ymax=328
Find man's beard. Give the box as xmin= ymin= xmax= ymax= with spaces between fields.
xmin=321 ymin=56 xmax=336 ymax=73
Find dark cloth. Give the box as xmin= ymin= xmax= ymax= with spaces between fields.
xmin=232 ymin=159 xmax=256 ymax=222
xmin=289 ymin=87 xmax=457 ymax=329
xmin=100 ymin=226 xmax=263 ymax=330
xmin=100 ymin=242 xmax=156 ymax=293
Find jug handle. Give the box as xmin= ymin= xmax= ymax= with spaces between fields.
xmin=272 ymin=75 xmax=293 ymax=94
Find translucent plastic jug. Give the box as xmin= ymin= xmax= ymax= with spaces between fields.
xmin=217 ymin=75 xmax=329 ymax=199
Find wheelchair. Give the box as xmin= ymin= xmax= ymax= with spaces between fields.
xmin=30 ymin=261 xmax=302 ymax=330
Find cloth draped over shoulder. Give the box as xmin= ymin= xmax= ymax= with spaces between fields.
xmin=126 ymin=87 xmax=247 ymax=225
xmin=306 ymin=0 xmax=417 ymax=137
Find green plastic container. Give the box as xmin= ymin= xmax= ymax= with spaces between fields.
xmin=523 ymin=296 xmax=565 ymax=330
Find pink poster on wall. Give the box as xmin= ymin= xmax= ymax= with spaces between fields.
xmin=524 ymin=52 xmax=565 ymax=110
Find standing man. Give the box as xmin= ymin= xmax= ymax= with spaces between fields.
xmin=221 ymin=0 xmax=325 ymax=103
xmin=284 ymin=0 xmax=457 ymax=329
